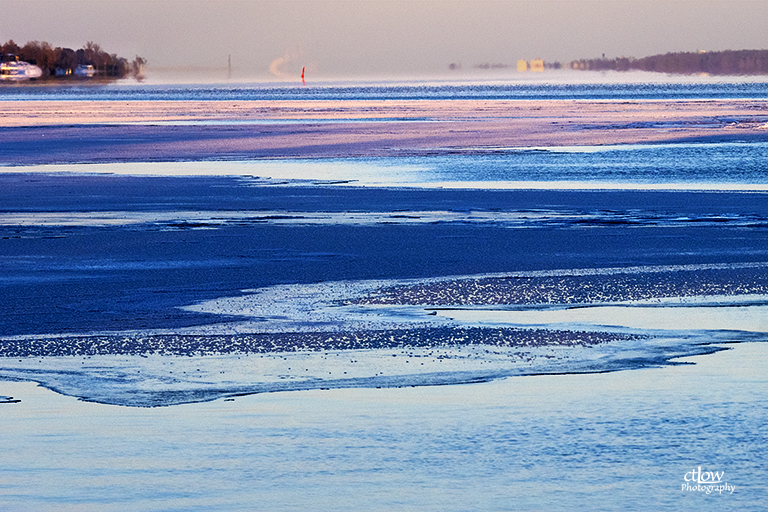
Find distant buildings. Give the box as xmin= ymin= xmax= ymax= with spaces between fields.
xmin=452 ymin=49 xmax=768 ymax=75
xmin=515 ymin=59 xmax=544 ymax=72
xmin=74 ymin=64 xmax=96 ymax=77
xmin=449 ymin=57 xmax=563 ymax=73
xmin=0 ymin=54 xmax=43 ymax=81
xmin=1 ymin=39 xmax=145 ymax=81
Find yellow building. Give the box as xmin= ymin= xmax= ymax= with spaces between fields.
xmin=517 ymin=60 xmax=528 ymax=72
xmin=530 ymin=59 xmax=544 ymax=72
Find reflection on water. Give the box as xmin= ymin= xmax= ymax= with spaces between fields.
xmin=11 ymin=141 xmax=768 ymax=189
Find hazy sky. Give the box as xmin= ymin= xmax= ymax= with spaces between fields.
xmin=1 ymin=0 xmax=767 ymax=80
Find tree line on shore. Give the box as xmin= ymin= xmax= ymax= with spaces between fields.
xmin=1 ymin=39 xmax=145 ymax=80
xmin=570 ymin=50 xmax=768 ymax=75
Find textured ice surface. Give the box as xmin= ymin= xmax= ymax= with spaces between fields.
xmin=0 ymin=335 xmax=722 ymax=407
xmin=3 ymin=264 xmax=766 ymax=406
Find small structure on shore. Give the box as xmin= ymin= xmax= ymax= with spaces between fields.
xmin=74 ymin=64 xmax=96 ymax=77
xmin=0 ymin=54 xmax=43 ymax=81
xmin=517 ymin=59 xmax=545 ymax=72
xmin=1 ymin=39 xmax=146 ymax=81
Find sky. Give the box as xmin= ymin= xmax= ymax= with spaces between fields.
xmin=1 ymin=0 xmax=767 ymax=80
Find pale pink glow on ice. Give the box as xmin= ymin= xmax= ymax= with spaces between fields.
xmin=2 ymin=99 xmax=767 ymax=166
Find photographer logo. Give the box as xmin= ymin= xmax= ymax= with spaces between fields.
xmin=682 ymin=466 xmax=735 ymax=495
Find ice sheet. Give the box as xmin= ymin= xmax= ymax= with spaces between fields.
xmin=3 ymin=264 xmax=767 ymax=406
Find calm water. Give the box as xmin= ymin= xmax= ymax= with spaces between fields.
xmin=2 ymin=342 xmax=767 ymax=511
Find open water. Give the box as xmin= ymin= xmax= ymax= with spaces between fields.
xmin=1 ymin=80 xmax=767 ymax=510
xmin=2 ymin=75 xmax=768 ymax=101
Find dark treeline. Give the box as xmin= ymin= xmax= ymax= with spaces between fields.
xmin=571 ymin=50 xmax=768 ymax=75
xmin=1 ymin=39 xmax=145 ymax=79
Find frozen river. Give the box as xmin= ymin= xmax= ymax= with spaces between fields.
xmin=1 ymin=80 xmax=767 ymax=509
